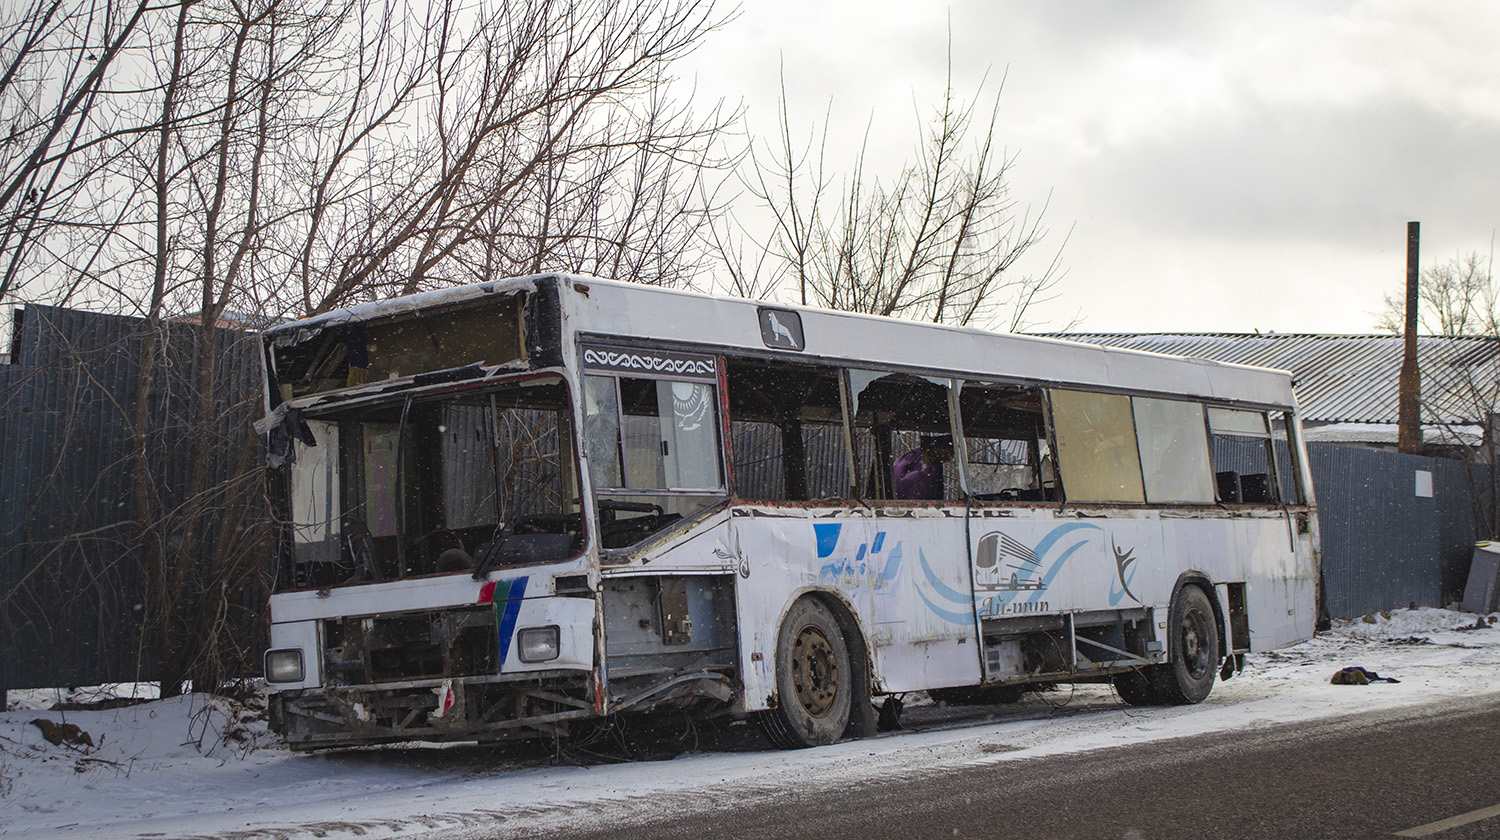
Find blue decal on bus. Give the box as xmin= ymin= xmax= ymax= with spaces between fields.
xmin=814 ymin=523 xmax=842 ymax=559
xmin=916 ymin=549 xmax=977 ymax=624
xmin=494 ymin=576 xmax=530 ymax=667
xmin=875 ymin=540 xmax=902 ymax=589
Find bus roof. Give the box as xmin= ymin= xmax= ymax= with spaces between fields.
xmin=267 ymin=273 xmax=1298 ymax=409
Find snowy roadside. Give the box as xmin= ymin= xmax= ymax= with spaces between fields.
xmin=3 ymin=607 xmax=1499 ymax=840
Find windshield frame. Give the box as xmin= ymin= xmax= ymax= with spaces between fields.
xmin=272 ymin=371 xmax=586 ymax=592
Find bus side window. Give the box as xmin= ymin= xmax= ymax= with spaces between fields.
xmin=1207 ymin=407 xmax=1278 ymax=504
xmin=1130 ymin=396 xmax=1216 ymax=505
xmin=956 ymin=382 xmax=1050 ymax=502
xmin=1049 ymin=389 xmax=1146 ymax=504
xmin=1268 ymin=411 xmax=1303 ymax=504
xmin=849 ymin=372 xmax=959 ymax=502
xmin=725 ymin=359 xmax=850 ymax=501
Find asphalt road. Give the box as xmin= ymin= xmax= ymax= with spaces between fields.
xmin=511 ymin=694 xmax=1500 ymax=840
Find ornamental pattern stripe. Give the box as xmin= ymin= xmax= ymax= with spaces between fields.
xmin=582 ymin=347 xmax=717 ymax=378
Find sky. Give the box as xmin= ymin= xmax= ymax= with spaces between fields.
xmin=676 ymin=1 xmax=1500 ymax=335
xmin=3 ymin=607 xmax=1498 ymax=838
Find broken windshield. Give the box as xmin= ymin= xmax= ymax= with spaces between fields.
xmin=269 ymin=294 xmax=528 ymax=401
xmin=279 ymin=375 xmax=580 ymax=589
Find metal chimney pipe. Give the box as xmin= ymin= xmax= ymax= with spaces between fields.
xmin=1398 ymin=221 xmax=1422 ymax=453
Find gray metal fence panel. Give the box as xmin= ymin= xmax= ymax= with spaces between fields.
xmin=1306 ymin=443 xmax=1478 ymax=619
xmin=0 ymin=307 xmax=268 ymax=690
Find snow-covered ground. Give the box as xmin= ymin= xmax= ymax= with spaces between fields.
xmin=4 ymin=607 xmax=1500 ymax=840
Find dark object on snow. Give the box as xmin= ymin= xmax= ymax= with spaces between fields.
xmin=31 ymin=717 xmax=94 ymax=748
xmin=1330 ymin=666 xmax=1400 ymax=685
xmin=877 ymin=695 xmax=904 ymax=731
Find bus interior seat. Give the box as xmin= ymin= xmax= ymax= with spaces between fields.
xmin=1238 ymin=473 xmax=1273 ymax=504
xmin=437 ymin=548 xmax=474 ymax=572
xmin=1216 ymin=471 xmax=1242 ymax=504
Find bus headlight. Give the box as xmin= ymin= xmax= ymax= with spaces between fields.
xmin=517 ymin=626 xmax=560 ymax=663
xmin=265 ymin=649 xmax=305 ymax=683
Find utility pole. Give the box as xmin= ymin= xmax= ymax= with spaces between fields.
xmin=1397 ymin=221 xmax=1422 ymax=454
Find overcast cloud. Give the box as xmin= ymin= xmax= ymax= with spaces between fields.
xmin=679 ymin=1 xmax=1500 ymax=333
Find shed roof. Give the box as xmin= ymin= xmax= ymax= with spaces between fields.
xmin=1047 ymin=333 xmax=1500 ymax=426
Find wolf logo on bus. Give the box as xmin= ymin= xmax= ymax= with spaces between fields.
xmin=758 ymin=307 xmax=804 ymax=351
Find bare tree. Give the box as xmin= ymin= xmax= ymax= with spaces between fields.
xmin=0 ymin=0 xmax=151 ymax=304
xmin=267 ymin=0 xmax=732 ymax=316
xmin=1376 ymin=251 xmax=1498 ymax=336
xmin=714 ymin=62 xmax=1068 ymax=331
xmin=0 ymin=0 xmax=731 ymax=697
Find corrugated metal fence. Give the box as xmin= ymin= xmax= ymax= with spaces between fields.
xmin=0 ymin=306 xmax=268 ymax=690
xmin=1307 ymin=442 xmax=1487 ymax=619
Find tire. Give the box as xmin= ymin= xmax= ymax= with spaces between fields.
xmin=1112 ymin=669 xmax=1162 ymax=706
xmin=758 ymin=598 xmax=853 ymax=749
xmin=1152 ymin=585 xmax=1220 ymax=705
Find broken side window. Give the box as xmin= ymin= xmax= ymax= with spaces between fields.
xmin=724 ymin=358 xmax=850 ymax=501
xmin=1268 ymin=410 xmax=1304 ymax=504
xmin=1208 ymin=407 xmax=1278 ymax=504
xmin=583 ymin=367 xmax=725 ymax=549
xmin=289 ymin=418 xmax=341 ymax=570
xmin=849 ymin=371 xmax=959 ymax=502
xmin=957 ymin=382 xmax=1053 ymax=502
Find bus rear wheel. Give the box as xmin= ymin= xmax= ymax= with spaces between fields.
xmin=1154 ymin=585 xmax=1220 ymax=705
xmin=758 ymin=598 xmax=853 ymax=749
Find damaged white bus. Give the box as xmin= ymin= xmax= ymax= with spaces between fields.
xmin=259 ymin=274 xmax=1319 ymax=750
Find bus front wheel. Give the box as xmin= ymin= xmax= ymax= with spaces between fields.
xmin=758 ymin=597 xmax=853 ymax=749
xmin=1155 ymin=585 xmax=1220 ymax=705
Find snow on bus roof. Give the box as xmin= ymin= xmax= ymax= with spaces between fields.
xmin=262 ymin=275 xmax=543 ymax=341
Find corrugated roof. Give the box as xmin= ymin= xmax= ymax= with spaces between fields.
xmin=1045 ymin=333 xmax=1500 ymax=426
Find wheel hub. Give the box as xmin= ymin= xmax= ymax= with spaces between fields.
xmin=1181 ymin=609 xmax=1211 ymax=679
xmin=791 ymin=625 xmax=840 ymax=717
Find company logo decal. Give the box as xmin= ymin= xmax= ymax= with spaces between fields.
xmin=758 ymin=308 xmax=805 ymax=351
xmin=915 ymin=549 xmax=979 ymax=624
xmin=1109 ymin=540 xmax=1141 ymax=606
xmin=808 ymin=521 xmax=1133 ymax=625
xmin=814 ymin=523 xmax=902 ymax=595
xmin=973 ymin=523 xmax=1100 ymax=618
xmin=480 ymin=576 xmax=529 ymax=667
